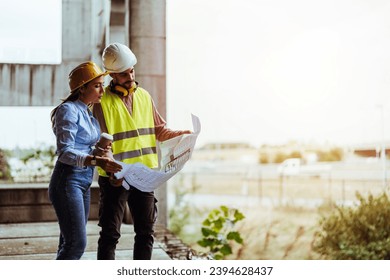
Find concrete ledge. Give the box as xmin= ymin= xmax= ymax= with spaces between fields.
xmin=0 ymin=182 xmax=134 ymax=224
xmin=0 ymin=222 xmax=171 ymax=260
xmin=0 ymin=183 xmax=100 ymax=223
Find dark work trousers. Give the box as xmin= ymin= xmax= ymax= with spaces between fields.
xmin=97 ymin=176 xmax=158 ymax=260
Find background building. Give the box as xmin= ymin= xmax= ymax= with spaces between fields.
xmin=0 ymin=0 xmax=168 ymax=225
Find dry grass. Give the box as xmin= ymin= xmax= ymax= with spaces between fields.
xmin=169 ymin=169 xmax=386 ymax=260
xmin=231 ymin=205 xmax=321 ymax=260
xmin=174 ymin=202 xmax=325 ymax=260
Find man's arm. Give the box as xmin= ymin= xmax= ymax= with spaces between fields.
xmin=152 ymin=100 xmax=191 ymax=141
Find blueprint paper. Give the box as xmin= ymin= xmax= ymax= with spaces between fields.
xmin=114 ymin=114 xmax=201 ymax=192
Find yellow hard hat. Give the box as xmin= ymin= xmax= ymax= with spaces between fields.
xmin=68 ymin=61 xmax=106 ymax=92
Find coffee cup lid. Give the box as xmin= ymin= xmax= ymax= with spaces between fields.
xmin=101 ymin=132 xmax=113 ymax=141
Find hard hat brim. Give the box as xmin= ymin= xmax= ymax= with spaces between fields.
xmin=104 ymin=66 xmax=135 ymax=74
xmin=70 ymin=72 xmax=108 ymax=93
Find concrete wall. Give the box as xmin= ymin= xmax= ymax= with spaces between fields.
xmin=0 ymin=184 xmax=100 ymax=223
xmin=0 ymin=0 xmax=107 ymax=106
xmin=130 ymin=0 xmax=166 ymax=118
xmin=129 ymin=0 xmax=168 ymax=226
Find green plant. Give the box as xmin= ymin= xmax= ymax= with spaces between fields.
xmin=169 ymin=197 xmax=191 ymax=237
xmin=168 ymin=174 xmax=201 ymax=238
xmin=313 ymin=192 xmax=390 ymax=259
xmin=14 ymin=145 xmax=56 ymax=182
xmin=197 ymin=205 xmax=245 ymax=259
xmin=21 ymin=146 xmax=56 ymax=166
xmin=0 ymin=148 xmax=12 ymax=181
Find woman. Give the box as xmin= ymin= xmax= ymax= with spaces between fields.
xmin=48 ymin=61 xmax=122 ymax=260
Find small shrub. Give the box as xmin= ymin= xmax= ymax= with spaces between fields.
xmin=197 ymin=205 xmax=245 ymax=260
xmin=0 ymin=148 xmax=12 ymax=181
xmin=12 ymin=146 xmax=56 ymax=182
xmin=274 ymin=152 xmax=288 ymax=164
xmin=313 ymin=192 xmax=390 ymax=259
xmin=168 ymin=174 xmax=201 ymax=238
xmin=258 ymin=153 xmax=269 ymax=164
xmin=168 ymin=176 xmax=191 ymax=236
xmin=289 ymin=151 xmax=302 ymax=159
xmin=317 ymin=148 xmax=343 ymax=162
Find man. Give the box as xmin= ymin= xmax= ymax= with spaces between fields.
xmin=93 ymin=42 xmax=190 ymax=260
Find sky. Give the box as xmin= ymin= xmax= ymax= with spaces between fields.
xmin=166 ymin=0 xmax=390 ymax=148
xmin=1 ymin=0 xmax=390 ymax=149
xmin=0 ymin=0 xmax=61 ymax=64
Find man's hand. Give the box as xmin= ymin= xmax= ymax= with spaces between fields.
xmin=98 ymin=157 xmax=122 ymax=173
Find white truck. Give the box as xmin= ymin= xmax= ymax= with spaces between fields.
xmin=277 ymin=158 xmax=332 ymax=177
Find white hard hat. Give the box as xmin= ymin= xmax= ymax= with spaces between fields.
xmin=102 ymin=43 xmax=137 ymax=73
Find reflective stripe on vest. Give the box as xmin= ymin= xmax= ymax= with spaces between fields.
xmin=98 ymin=86 xmax=158 ymax=176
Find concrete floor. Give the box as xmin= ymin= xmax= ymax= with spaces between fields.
xmin=0 ymin=222 xmax=171 ymax=260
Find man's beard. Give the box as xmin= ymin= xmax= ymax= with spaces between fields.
xmin=120 ymin=81 xmax=133 ymax=90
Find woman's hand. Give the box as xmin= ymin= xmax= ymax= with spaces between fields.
xmin=97 ymin=157 xmax=122 ymax=173
xmin=93 ymin=146 xmax=113 ymax=157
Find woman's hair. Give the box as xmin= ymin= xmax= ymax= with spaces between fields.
xmin=50 ymin=89 xmax=81 ymax=128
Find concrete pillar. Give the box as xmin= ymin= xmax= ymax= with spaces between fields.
xmin=129 ymin=0 xmax=167 ymax=226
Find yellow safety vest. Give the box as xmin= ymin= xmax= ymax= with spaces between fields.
xmin=98 ymin=86 xmax=158 ymax=176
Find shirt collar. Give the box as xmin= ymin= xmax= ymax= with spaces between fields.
xmin=74 ymin=99 xmax=89 ymax=111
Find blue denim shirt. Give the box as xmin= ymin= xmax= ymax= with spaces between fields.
xmin=53 ymin=100 xmax=100 ymax=167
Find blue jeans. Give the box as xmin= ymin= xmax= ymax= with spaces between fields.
xmin=97 ymin=176 xmax=158 ymax=260
xmin=48 ymin=161 xmax=93 ymax=260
